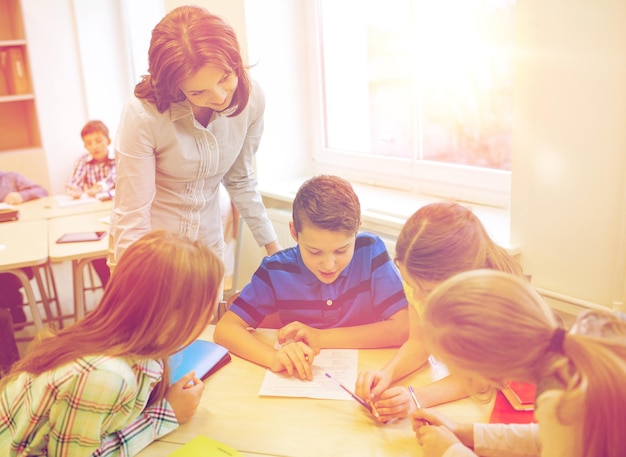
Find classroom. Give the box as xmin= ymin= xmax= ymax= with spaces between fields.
xmin=1 ymin=0 xmax=625 ymax=456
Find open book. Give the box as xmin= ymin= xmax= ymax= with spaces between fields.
xmin=169 ymin=340 xmax=231 ymax=384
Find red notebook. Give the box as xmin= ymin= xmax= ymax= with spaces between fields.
xmin=490 ymin=381 xmax=537 ymax=424
xmin=501 ymin=381 xmax=536 ymax=411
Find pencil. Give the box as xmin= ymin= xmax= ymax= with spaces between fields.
xmin=368 ymin=399 xmax=381 ymax=418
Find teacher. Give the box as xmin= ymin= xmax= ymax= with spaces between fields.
xmin=109 ymin=5 xmax=280 ymax=269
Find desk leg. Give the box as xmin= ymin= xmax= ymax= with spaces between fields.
xmin=10 ymin=269 xmax=43 ymax=330
xmin=73 ymin=258 xmax=96 ymax=321
xmin=32 ymin=266 xmax=55 ymax=327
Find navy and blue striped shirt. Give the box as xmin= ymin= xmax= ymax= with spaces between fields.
xmin=230 ymin=232 xmax=408 ymax=328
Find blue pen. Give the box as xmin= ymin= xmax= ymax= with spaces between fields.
xmin=324 ymin=372 xmax=377 ymax=416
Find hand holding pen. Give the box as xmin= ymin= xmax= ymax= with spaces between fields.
xmin=408 ymin=386 xmax=430 ymax=425
xmin=325 ymin=372 xmax=381 ymax=419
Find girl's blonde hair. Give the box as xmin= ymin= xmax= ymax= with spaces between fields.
xmin=395 ymin=202 xmax=523 ymax=281
xmin=423 ymin=269 xmax=626 ymax=457
xmin=1 ymin=230 xmax=224 ymax=402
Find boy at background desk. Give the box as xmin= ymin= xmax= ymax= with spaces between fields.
xmin=66 ymin=120 xmax=115 ymax=200
xmin=214 ymin=175 xmax=409 ymax=380
xmin=65 ymin=120 xmax=115 ymax=287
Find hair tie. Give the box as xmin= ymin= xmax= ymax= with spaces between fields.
xmin=547 ymin=327 xmax=567 ymax=352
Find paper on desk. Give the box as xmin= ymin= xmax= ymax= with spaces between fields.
xmin=259 ymin=348 xmax=358 ymax=400
xmin=55 ymin=195 xmax=99 ymax=207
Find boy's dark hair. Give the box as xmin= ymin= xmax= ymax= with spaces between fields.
xmin=292 ymin=175 xmax=360 ymax=234
xmin=80 ymin=120 xmax=109 ymax=140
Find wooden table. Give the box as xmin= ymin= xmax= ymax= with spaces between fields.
xmin=15 ymin=195 xmax=112 ymax=221
xmin=47 ymin=211 xmax=110 ymax=320
xmin=138 ymin=327 xmax=494 ymax=457
xmin=0 ymin=219 xmax=50 ymax=330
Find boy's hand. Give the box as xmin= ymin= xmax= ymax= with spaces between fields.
xmin=69 ymin=189 xmax=83 ymax=199
xmin=165 ymin=371 xmax=204 ymax=424
xmin=277 ymin=321 xmax=321 ymax=349
xmin=3 ymin=192 xmax=23 ymax=205
xmin=271 ymin=340 xmax=318 ymax=380
xmin=85 ymin=184 xmax=102 ymax=197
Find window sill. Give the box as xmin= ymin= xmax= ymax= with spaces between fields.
xmin=258 ymin=176 xmax=519 ymax=256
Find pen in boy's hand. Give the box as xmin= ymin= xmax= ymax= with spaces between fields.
xmin=325 ymin=372 xmax=375 ymax=415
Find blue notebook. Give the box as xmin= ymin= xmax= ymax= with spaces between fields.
xmin=169 ymin=340 xmax=231 ymax=384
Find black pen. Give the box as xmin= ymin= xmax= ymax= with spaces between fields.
xmin=324 ymin=372 xmax=376 ymax=416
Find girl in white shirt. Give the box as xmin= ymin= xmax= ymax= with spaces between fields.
xmin=411 ymin=269 xmax=626 ymax=457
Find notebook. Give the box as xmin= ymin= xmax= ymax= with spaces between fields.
xmin=169 ymin=340 xmax=231 ymax=384
xmin=501 ymin=381 xmax=536 ymax=411
xmin=0 ymin=207 xmax=19 ymax=223
xmin=168 ymin=435 xmax=243 ymax=456
xmin=490 ymin=390 xmax=536 ymax=424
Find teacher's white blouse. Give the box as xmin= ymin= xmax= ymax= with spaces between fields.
xmin=109 ymin=81 xmax=277 ymax=265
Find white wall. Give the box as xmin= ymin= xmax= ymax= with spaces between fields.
xmin=511 ymin=0 xmax=626 ymax=310
xmin=21 ymin=0 xmax=626 ymax=311
xmin=22 ymin=0 xmax=87 ymax=194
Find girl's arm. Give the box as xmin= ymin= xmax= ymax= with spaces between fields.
xmin=47 ymin=366 xmax=178 ymax=456
xmin=381 ymin=305 xmax=430 ymax=382
xmin=95 ymin=397 xmax=179 ymax=456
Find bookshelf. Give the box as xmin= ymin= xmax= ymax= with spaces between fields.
xmin=0 ymin=0 xmax=50 ymax=191
xmin=0 ymin=0 xmax=38 ymax=149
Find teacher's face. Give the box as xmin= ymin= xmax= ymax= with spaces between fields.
xmin=180 ymin=64 xmax=239 ymax=112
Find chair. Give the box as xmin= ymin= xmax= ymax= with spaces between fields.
xmin=222 ymin=201 xmax=242 ymax=303
xmin=215 ymin=290 xmax=283 ymax=328
xmin=8 ymin=263 xmax=62 ymax=336
xmin=0 ymin=308 xmax=20 ymax=376
xmin=81 ymin=259 xmax=106 ymax=309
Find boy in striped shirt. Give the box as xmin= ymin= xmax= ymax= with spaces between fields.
xmin=214 ymin=175 xmax=409 ymax=380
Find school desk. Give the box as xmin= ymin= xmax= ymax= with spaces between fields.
xmin=12 ymin=195 xmax=112 ymax=221
xmin=137 ymin=326 xmax=494 ymax=457
xmin=47 ymin=210 xmax=110 ymax=320
xmin=0 ymin=219 xmax=50 ymax=330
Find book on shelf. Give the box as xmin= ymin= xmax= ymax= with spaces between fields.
xmin=3 ymin=47 xmax=29 ymax=95
xmin=0 ymin=50 xmax=8 ymax=96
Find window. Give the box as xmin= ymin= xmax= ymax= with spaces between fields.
xmin=309 ymin=0 xmax=516 ymax=206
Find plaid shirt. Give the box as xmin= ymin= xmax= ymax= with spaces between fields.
xmin=0 ymin=356 xmax=178 ymax=456
xmin=66 ymin=153 xmax=116 ymax=194
xmin=0 ymin=171 xmax=48 ymax=202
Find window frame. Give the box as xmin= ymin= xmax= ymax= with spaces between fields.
xmin=304 ymin=0 xmax=513 ymax=209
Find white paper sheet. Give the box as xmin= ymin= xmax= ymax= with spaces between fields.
xmin=258 ymin=349 xmax=359 ymax=400
xmin=55 ymin=195 xmax=99 ymax=207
